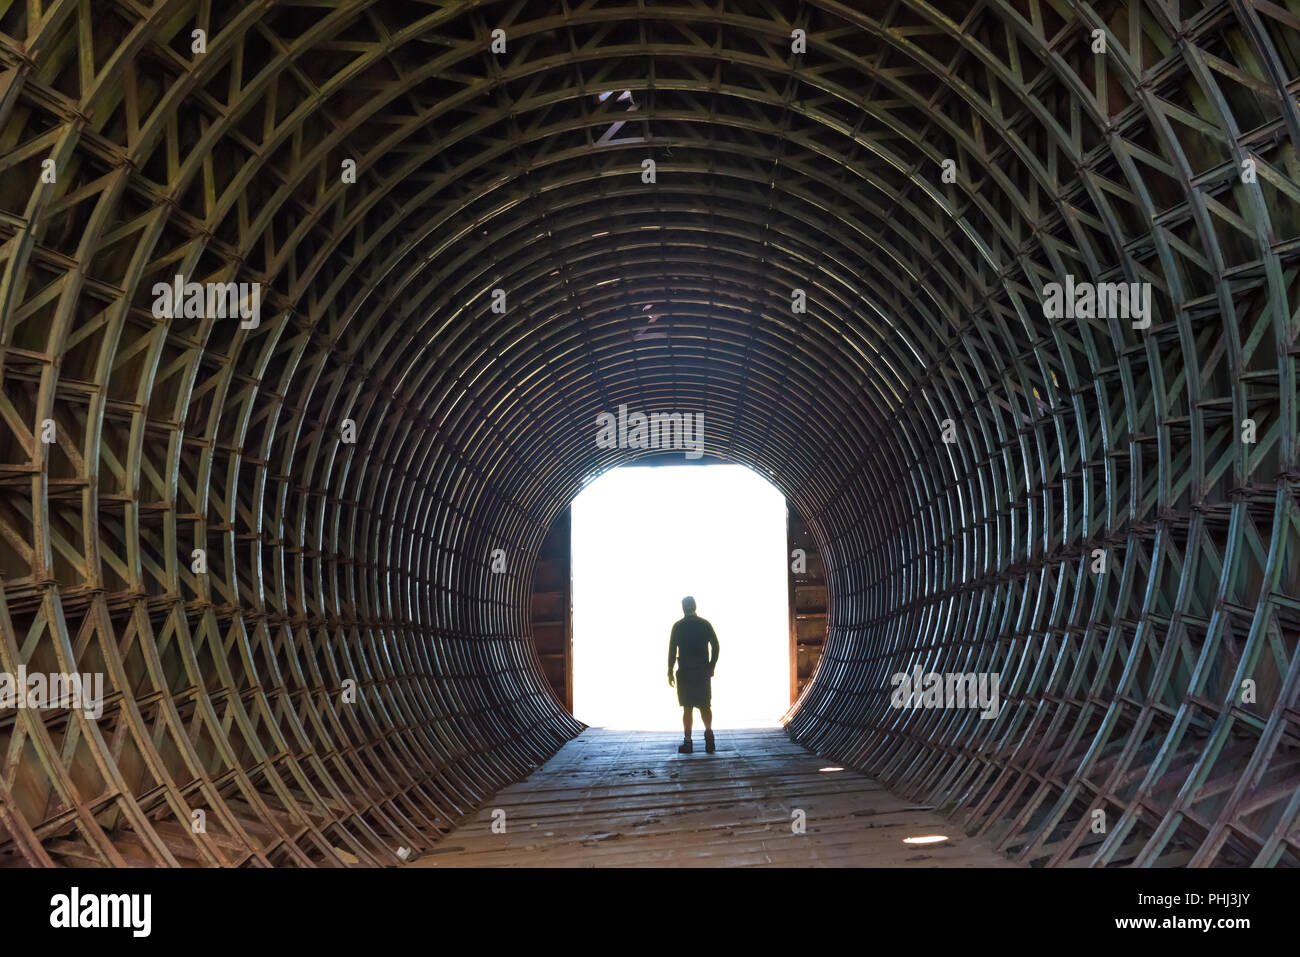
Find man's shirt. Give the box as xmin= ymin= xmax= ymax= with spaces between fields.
xmin=668 ymin=615 xmax=719 ymax=674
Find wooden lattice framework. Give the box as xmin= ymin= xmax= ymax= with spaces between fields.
xmin=0 ymin=0 xmax=1297 ymax=866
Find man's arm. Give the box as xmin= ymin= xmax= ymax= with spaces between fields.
xmin=667 ymin=626 xmax=678 ymax=685
xmin=707 ymin=622 xmax=719 ymax=675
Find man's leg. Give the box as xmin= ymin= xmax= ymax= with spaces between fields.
xmin=701 ymin=707 xmax=715 ymax=753
xmin=678 ymin=707 xmax=693 ymax=753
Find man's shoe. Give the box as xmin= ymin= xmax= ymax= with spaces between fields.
xmin=704 ymin=731 xmax=716 ymax=753
xmin=677 ymin=738 xmax=693 ymax=754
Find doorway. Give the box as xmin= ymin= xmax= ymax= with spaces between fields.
xmin=570 ymin=463 xmax=790 ymax=729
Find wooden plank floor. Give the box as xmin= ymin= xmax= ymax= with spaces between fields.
xmin=408 ymin=727 xmax=1017 ymax=867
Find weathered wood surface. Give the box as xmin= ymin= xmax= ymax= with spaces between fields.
xmin=409 ymin=727 xmax=1017 ymax=867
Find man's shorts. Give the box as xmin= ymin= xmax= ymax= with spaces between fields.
xmin=676 ymin=667 xmax=711 ymax=708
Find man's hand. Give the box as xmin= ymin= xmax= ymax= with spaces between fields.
xmin=667 ymin=672 xmax=675 ymax=687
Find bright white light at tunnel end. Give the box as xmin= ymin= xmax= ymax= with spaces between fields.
xmin=570 ymin=462 xmax=789 ymax=729
xmin=902 ymin=834 xmax=950 ymax=845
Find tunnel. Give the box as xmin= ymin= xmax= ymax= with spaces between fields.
xmin=0 ymin=0 xmax=1297 ymax=874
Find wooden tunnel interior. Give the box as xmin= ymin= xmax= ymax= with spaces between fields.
xmin=0 ymin=0 xmax=1298 ymax=868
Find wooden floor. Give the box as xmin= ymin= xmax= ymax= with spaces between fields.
xmin=408 ymin=727 xmax=1017 ymax=867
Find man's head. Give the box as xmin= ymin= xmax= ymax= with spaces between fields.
xmin=682 ymin=596 xmax=697 ymax=615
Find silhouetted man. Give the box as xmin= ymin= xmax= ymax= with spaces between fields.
xmin=667 ymin=596 xmax=719 ymax=753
